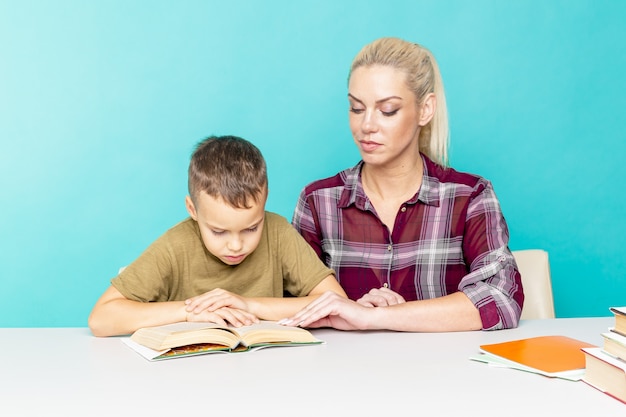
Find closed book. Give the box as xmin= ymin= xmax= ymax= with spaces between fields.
xmin=609 ymin=306 xmax=626 ymax=336
xmin=602 ymin=330 xmax=626 ymax=362
xmin=582 ymin=347 xmax=626 ymax=404
xmin=471 ymin=335 xmax=596 ymax=380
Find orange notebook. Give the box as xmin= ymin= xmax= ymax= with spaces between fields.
xmin=479 ymin=335 xmax=596 ymax=374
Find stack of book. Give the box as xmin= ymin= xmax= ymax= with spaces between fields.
xmin=581 ymin=306 xmax=626 ymax=403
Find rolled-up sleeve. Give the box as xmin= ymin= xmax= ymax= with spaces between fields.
xmin=460 ymin=181 xmax=524 ymax=330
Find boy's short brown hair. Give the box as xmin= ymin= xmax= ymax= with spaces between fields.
xmin=188 ymin=135 xmax=267 ymax=208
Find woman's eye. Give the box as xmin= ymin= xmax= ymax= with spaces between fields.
xmin=382 ymin=109 xmax=399 ymax=117
xmin=350 ymin=107 xmax=364 ymax=114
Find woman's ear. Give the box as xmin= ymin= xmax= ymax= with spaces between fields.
xmin=185 ymin=195 xmax=198 ymax=220
xmin=418 ymin=93 xmax=436 ymax=126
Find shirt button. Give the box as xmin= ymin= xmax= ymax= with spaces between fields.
xmin=400 ymin=206 xmax=406 ymax=212
xmin=387 ymin=245 xmax=392 ymax=251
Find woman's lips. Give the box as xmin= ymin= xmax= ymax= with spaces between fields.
xmin=360 ymin=140 xmax=381 ymax=152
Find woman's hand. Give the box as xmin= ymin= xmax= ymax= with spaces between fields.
xmin=357 ymin=286 xmax=406 ymax=307
xmin=278 ymin=291 xmax=372 ymax=330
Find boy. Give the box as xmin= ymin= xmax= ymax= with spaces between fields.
xmin=88 ymin=135 xmax=346 ymax=337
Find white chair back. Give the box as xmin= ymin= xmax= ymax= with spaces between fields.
xmin=513 ymin=249 xmax=555 ymax=320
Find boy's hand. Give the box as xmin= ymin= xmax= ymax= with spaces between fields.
xmin=185 ymin=288 xmax=249 ymax=314
xmin=186 ymin=306 xmax=258 ymax=328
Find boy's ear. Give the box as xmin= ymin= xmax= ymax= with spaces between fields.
xmin=185 ymin=195 xmax=198 ymax=220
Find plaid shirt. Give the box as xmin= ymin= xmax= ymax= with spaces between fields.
xmin=292 ymin=154 xmax=523 ymax=330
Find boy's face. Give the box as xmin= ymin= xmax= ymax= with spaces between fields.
xmin=185 ymin=191 xmax=265 ymax=266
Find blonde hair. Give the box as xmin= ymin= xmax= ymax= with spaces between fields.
xmin=349 ymin=37 xmax=449 ymax=167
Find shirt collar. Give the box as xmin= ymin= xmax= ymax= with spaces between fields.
xmin=338 ymin=154 xmax=442 ymax=210
xmin=417 ymin=154 xmax=442 ymax=207
xmin=338 ymin=161 xmax=366 ymax=209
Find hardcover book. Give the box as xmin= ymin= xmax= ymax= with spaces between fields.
xmin=601 ymin=330 xmax=626 ymax=362
xmin=582 ymin=347 xmax=626 ymax=404
xmin=610 ymin=306 xmax=626 ymax=337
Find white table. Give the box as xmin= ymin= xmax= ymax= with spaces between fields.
xmin=1 ymin=317 xmax=623 ymax=416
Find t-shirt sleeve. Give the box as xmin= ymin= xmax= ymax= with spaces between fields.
xmin=111 ymin=230 xmax=178 ymax=302
xmin=274 ymin=214 xmax=335 ymax=296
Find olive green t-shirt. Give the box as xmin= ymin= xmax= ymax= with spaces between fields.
xmin=111 ymin=212 xmax=334 ymax=302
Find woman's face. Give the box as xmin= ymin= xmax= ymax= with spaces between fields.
xmin=348 ymin=65 xmax=424 ymax=167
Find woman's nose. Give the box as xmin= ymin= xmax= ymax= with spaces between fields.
xmin=361 ymin=110 xmax=378 ymax=133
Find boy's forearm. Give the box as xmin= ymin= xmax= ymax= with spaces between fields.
xmin=89 ymin=299 xmax=188 ymax=337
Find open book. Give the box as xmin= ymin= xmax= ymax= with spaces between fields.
xmin=122 ymin=321 xmax=323 ymax=361
xmin=470 ymin=335 xmax=597 ymax=381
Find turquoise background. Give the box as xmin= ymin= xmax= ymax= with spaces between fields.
xmin=1 ymin=0 xmax=624 ymax=327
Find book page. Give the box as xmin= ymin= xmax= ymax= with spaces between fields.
xmin=121 ymin=337 xmax=230 ymax=361
xmin=128 ymin=321 xmax=323 ymax=357
xmin=230 ymin=321 xmax=321 ymax=346
xmin=469 ymin=352 xmax=585 ymax=381
xmin=131 ymin=322 xmax=240 ymax=350
xmin=122 ymin=337 xmax=172 ymax=361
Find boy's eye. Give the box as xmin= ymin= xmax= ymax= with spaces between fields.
xmin=211 ymin=230 xmax=225 ymax=236
xmin=245 ymin=226 xmax=258 ymax=233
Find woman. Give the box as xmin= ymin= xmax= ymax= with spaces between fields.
xmin=284 ymin=37 xmax=523 ymax=332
